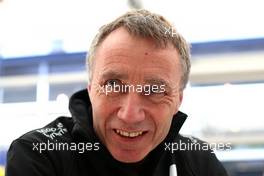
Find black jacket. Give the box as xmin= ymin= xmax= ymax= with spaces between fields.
xmin=6 ymin=89 xmax=228 ymax=176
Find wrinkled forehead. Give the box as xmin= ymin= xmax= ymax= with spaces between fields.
xmin=95 ymin=45 xmax=179 ymax=87
xmin=92 ymin=27 xmax=181 ymax=80
xmin=96 ymin=28 xmax=180 ymax=64
xmin=97 ymin=27 xmax=175 ymax=52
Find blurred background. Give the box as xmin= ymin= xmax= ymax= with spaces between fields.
xmin=0 ymin=0 xmax=264 ymax=175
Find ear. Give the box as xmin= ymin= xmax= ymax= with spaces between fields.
xmin=87 ymin=84 xmax=91 ymax=92
xmin=174 ymin=91 xmax=183 ymax=115
xmin=179 ymin=91 xmax=183 ymax=105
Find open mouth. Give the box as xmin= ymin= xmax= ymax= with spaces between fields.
xmin=114 ymin=129 xmax=146 ymax=138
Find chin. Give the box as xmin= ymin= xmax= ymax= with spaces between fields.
xmin=111 ymin=149 xmax=148 ymax=163
xmin=114 ymin=155 xmax=145 ymax=163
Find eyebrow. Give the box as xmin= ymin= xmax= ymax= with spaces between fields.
xmin=100 ymin=70 xmax=129 ymax=81
xmin=144 ymin=78 xmax=169 ymax=86
xmin=145 ymin=78 xmax=173 ymax=94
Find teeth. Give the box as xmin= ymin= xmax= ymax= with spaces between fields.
xmin=115 ymin=129 xmax=143 ymax=138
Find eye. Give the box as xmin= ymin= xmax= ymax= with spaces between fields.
xmin=100 ymin=79 xmax=125 ymax=96
xmin=142 ymin=84 xmax=167 ymax=96
xmin=104 ymin=79 xmax=123 ymax=87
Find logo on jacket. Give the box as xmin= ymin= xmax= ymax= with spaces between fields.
xmin=36 ymin=122 xmax=68 ymax=140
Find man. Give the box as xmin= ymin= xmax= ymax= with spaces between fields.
xmin=6 ymin=9 xmax=228 ymax=176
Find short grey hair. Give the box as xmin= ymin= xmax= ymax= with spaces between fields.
xmin=86 ymin=9 xmax=191 ymax=90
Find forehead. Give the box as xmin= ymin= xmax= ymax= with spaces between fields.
xmin=93 ymin=28 xmax=181 ymax=80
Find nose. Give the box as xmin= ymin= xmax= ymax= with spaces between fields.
xmin=117 ymin=93 xmax=146 ymax=124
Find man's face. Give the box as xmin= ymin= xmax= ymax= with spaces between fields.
xmin=88 ymin=27 xmax=183 ymax=163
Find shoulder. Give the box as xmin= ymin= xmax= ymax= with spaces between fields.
xmin=19 ymin=116 xmax=74 ymax=144
xmin=6 ymin=117 xmax=75 ymax=176
xmin=171 ymin=134 xmax=228 ymax=176
xmin=9 ymin=116 xmax=75 ymax=157
xmin=8 ymin=116 xmax=75 ymax=155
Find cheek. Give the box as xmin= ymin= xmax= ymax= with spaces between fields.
xmin=91 ymin=97 xmax=115 ymax=138
xmin=91 ymin=95 xmax=122 ymax=127
xmin=150 ymin=105 xmax=175 ymax=144
xmin=92 ymin=98 xmax=113 ymax=124
xmin=156 ymin=114 xmax=173 ymax=134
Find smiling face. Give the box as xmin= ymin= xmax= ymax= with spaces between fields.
xmin=88 ymin=27 xmax=183 ymax=163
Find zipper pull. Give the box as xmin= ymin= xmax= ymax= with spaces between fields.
xmin=169 ymin=164 xmax=177 ymax=176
